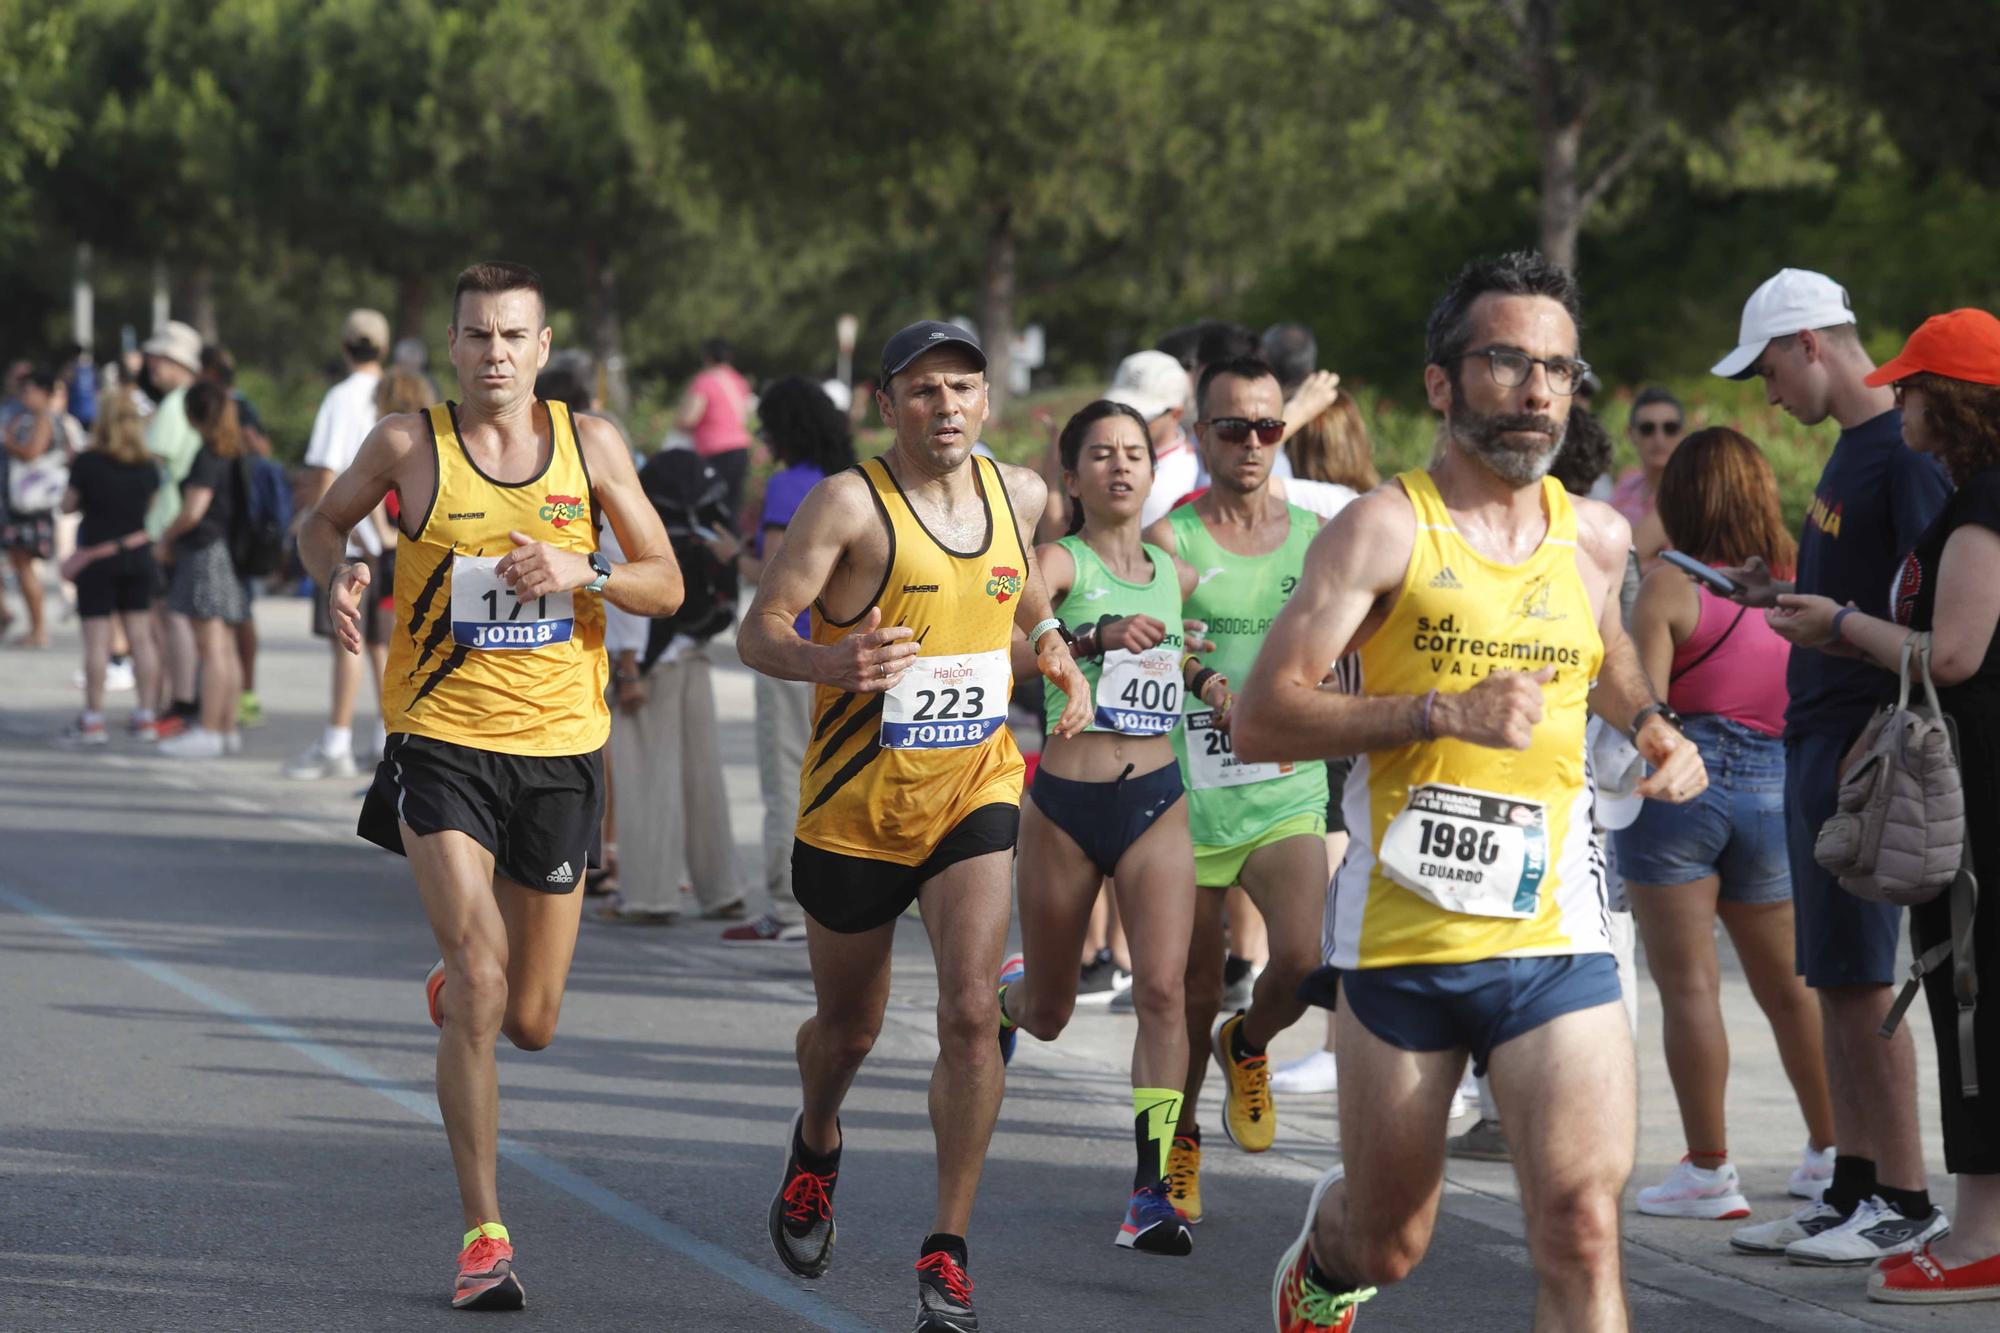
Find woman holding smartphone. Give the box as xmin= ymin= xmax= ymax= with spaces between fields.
xmin=1617 ymin=427 xmax=1837 ymax=1221
xmin=997 ymin=400 xmax=1228 ymax=1258
xmin=1770 ymin=309 xmax=2000 ymax=1304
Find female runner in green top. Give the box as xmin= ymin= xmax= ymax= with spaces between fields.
xmin=996 ymin=400 xmax=1230 ymax=1257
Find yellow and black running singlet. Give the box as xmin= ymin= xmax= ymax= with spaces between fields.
xmin=794 ymin=454 xmax=1028 ymax=865
xmin=1329 ymin=470 xmax=1607 ymax=969
xmin=380 ymin=400 xmax=608 ymax=757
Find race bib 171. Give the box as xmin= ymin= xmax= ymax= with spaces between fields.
xmin=449 ymin=555 xmax=576 ymax=651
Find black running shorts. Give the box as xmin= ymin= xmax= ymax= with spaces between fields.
xmin=359 ymin=733 xmax=603 ymax=893
xmin=792 ymin=803 xmax=1020 ymax=934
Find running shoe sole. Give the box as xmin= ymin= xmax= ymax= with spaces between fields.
xmin=425 ymin=959 xmax=446 ymax=1029
xmin=1637 ymin=1193 xmax=1751 ymax=1220
xmin=1117 ymin=1214 xmax=1194 ymax=1257
xmin=768 ymin=1110 xmax=835 ymax=1279
xmin=452 ymin=1269 xmax=525 ymax=1310
xmin=1272 ymin=1164 xmax=1345 ymax=1328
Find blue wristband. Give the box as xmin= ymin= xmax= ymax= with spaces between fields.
xmin=1831 ymin=606 xmax=1855 ymax=644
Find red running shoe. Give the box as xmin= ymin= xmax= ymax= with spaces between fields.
xmin=1272 ymin=1166 xmax=1375 ymax=1331
xmin=425 ymin=960 xmax=446 ymax=1029
xmin=452 ymin=1223 xmax=524 ymax=1310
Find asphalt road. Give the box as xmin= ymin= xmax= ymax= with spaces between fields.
xmin=0 ymin=595 xmax=1979 ymax=1331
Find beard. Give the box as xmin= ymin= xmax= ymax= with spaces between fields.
xmin=1447 ymin=399 xmax=1567 ymax=486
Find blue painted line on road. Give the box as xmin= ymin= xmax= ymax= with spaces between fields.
xmin=0 ymin=881 xmax=878 ymax=1333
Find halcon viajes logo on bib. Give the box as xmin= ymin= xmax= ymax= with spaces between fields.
xmin=540 ymin=494 xmax=586 ymax=528
xmin=986 ymin=565 xmax=1023 ymax=604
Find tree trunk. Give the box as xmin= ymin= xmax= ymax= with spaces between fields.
xmin=1537 ymin=113 xmax=1584 ymax=273
xmin=188 ymin=262 xmax=219 ymax=345
xmin=585 ymin=248 xmax=631 ymax=417
xmin=396 ymin=271 xmax=432 ymax=345
xmin=1525 ymin=0 xmax=1584 ymax=273
xmin=150 ymin=259 xmax=171 ymax=333
xmin=978 ymin=206 xmax=1017 ymax=427
xmin=72 ymin=243 xmax=95 ymax=353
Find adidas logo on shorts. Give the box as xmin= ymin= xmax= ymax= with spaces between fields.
xmin=1429 ymin=566 xmax=1464 ymax=590
xmin=546 ymin=861 xmax=576 ymax=886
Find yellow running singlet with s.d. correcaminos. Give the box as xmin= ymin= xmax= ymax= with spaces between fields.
xmin=1328 ymin=469 xmax=1607 ymax=970
xmin=379 ymin=400 xmax=607 ymax=757
xmin=794 ymin=454 xmax=1027 ymax=865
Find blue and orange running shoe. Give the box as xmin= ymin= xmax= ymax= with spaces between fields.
xmin=453 ymin=1222 xmax=524 ymax=1310
xmin=996 ymin=954 xmax=1025 ymax=1066
xmin=1117 ymin=1181 xmax=1193 ymax=1256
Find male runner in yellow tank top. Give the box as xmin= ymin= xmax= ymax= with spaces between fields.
xmin=737 ymin=321 xmax=1090 ymax=1333
xmin=299 ymin=262 xmax=684 ymax=1312
xmin=1234 ymin=253 xmax=1709 ymax=1332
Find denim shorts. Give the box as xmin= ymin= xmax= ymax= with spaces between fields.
xmin=1613 ymin=714 xmax=1789 ymax=904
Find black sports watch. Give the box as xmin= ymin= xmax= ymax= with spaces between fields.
xmin=584 ymin=550 xmax=612 ymax=594
xmin=1630 ymin=700 xmax=1684 ymax=738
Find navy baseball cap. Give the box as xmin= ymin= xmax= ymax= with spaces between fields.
xmin=879 ymin=320 xmax=986 ymax=384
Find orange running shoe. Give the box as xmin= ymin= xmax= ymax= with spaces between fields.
xmin=453 ymin=1223 xmax=524 ymax=1310
xmin=425 ymin=960 xmax=446 ymax=1029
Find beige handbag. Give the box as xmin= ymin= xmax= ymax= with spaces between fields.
xmin=1814 ymin=634 xmax=1980 ymax=1098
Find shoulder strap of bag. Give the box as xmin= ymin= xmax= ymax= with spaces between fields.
xmin=1669 ymin=604 xmax=1747 ymax=684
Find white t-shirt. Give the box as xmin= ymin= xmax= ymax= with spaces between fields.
xmin=1278 ymin=478 xmax=1358 ymax=522
xmin=1141 ymin=441 xmax=1202 ymax=527
xmin=305 ymin=369 xmax=384 ymax=555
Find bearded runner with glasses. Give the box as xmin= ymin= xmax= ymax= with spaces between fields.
xmin=1234 ymin=252 xmax=1709 ymax=1333
xmin=1139 ymin=355 xmax=1329 ymax=1221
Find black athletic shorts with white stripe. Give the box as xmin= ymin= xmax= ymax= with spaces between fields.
xmin=359 ymin=733 xmax=603 ymax=894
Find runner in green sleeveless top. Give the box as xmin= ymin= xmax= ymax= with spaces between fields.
xmin=998 ymin=400 xmax=1230 ymax=1257
xmin=1142 ymin=356 xmax=1329 ymax=1218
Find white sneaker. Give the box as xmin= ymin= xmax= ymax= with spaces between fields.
xmin=105 ymin=658 xmax=135 ymax=693
xmin=1731 ymin=1199 xmax=1848 ymax=1254
xmin=1786 ymin=1197 xmax=1950 ymax=1268
xmin=159 ymin=727 xmax=226 ymax=759
xmin=1448 ymin=1068 xmax=1480 ymax=1119
xmin=1636 ymin=1158 xmax=1751 ymax=1219
xmin=1271 ymin=1049 xmax=1338 ymax=1095
xmin=223 ymin=730 xmax=243 ymax=756
xmin=283 ymin=743 xmax=358 ymax=780
xmin=1788 ymin=1143 xmax=1836 ymax=1200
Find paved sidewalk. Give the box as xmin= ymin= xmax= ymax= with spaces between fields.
xmin=0 ymin=586 xmax=1977 ymax=1330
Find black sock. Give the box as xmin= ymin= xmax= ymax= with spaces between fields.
xmin=1825 ymin=1156 xmax=1876 ymax=1216
xmin=1223 ymin=953 xmax=1252 ymax=987
xmin=1230 ymin=1015 xmax=1265 ymax=1060
xmin=920 ymin=1232 xmax=967 ymax=1267
xmin=1305 ymin=1246 xmax=1363 ymax=1296
xmin=1877 ymin=1184 xmax=1933 ymax=1219
xmin=172 ymin=698 xmax=199 ymax=718
xmin=1181 ymin=1121 xmax=1200 ymax=1146
xmin=794 ymin=1118 xmax=840 ymax=1175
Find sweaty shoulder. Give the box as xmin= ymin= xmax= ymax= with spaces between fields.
xmin=1569 ymin=495 xmax=1633 ymax=577
xmin=1316 ymin=480 xmax=1417 ymax=590
xmin=571 ymin=410 xmax=633 ymax=469
xmin=792 ymin=465 xmax=877 ymax=540
xmin=995 ymin=458 xmax=1046 ymax=517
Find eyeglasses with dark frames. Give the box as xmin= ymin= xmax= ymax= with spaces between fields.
xmin=1203 ymin=416 xmax=1285 ymax=445
xmin=1634 ymin=419 xmax=1683 ymax=438
xmin=1455 ymin=347 xmax=1592 ymax=397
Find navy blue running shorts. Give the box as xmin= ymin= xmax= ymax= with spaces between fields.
xmin=1340 ymin=953 xmax=1622 ymax=1076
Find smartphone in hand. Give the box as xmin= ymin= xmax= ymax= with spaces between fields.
xmin=1661 ymin=549 xmax=1740 ymax=596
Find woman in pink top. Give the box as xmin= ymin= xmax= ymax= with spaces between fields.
xmin=676 ymin=337 xmax=755 ymax=511
xmin=1617 ymin=427 xmax=1836 ymax=1222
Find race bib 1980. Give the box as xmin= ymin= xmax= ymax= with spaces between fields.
xmin=1094 ymin=647 xmax=1182 ymax=735
xmin=1183 ymin=710 xmax=1292 ymax=789
xmin=449 ymin=555 xmax=576 ymax=651
xmin=1379 ymin=783 xmax=1547 ymax=918
xmin=880 ymin=648 xmax=1009 ymax=749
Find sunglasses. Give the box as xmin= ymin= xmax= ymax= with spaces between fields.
xmin=1204 ymin=416 xmax=1285 ymax=445
xmin=1634 ymin=419 xmax=1682 ymax=438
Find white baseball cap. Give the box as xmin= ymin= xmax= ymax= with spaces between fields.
xmin=1590 ymin=719 xmax=1647 ymax=832
xmin=1711 ymin=268 xmax=1856 ymax=380
xmin=1105 ymin=350 xmax=1190 ymax=420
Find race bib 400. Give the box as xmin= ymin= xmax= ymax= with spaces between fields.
xmin=881 ymin=649 xmax=1009 ymax=749
xmin=1094 ymin=647 xmax=1182 ymax=735
xmin=450 ymin=555 xmax=576 ymax=651
xmin=1379 ymin=783 xmax=1547 ymax=918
